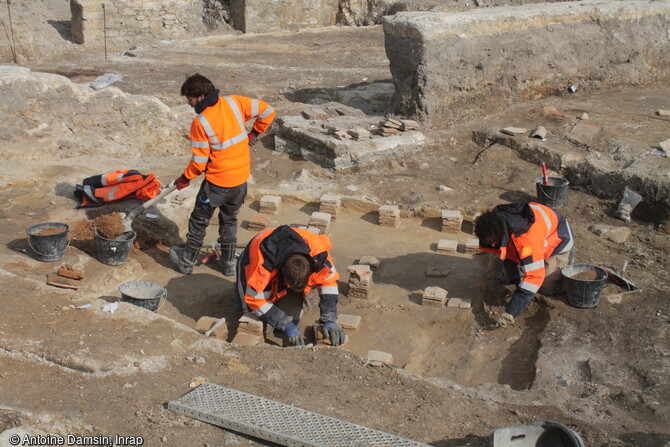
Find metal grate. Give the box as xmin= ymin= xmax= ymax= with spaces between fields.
xmin=168 ymin=382 xmax=431 ymax=447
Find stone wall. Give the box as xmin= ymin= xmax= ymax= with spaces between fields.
xmin=231 ymin=0 xmax=340 ymax=33
xmin=70 ymin=0 xmax=206 ymax=48
xmin=383 ymin=0 xmax=670 ymax=128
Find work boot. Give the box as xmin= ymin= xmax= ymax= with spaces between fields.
xmin=217 ymin=242 xmax=237 ymax=277
xmin=169 ymin=245 xmax=200 ymax=275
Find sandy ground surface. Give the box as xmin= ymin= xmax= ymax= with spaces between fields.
xmin=0 ymin=4 xmax=669 ymax=447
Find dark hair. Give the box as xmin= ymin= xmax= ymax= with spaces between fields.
xmin=180 ymin=73 xmax=215 ymax=98
xmin=474 ymin=211 xmax=505 ymax=242
xmin=282 ymin=254 xmax=311 ymax=291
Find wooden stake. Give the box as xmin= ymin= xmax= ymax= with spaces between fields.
xmin=102 ymin=3 xmax=107 ymax=60
xmin=6 ymin=0 xmax=16 ymax=63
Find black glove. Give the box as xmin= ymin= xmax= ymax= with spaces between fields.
xmin=248 ymin=130 xmax=260 ymax=147
xmin=322 ymin=321 xmax=345 ymax=346
xmin=284 ymin=322 xmax=305 ymax=347
xmin=174 ymin=174 xmax=190 ymax=190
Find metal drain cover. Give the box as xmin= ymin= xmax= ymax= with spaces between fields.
xmin=168 ymin=382 xmax=431 ymax=447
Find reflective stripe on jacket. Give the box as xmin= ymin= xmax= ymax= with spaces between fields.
xmin=75 ymin=169 xmax=161 ymax=208
xmin=239 ymin=225 xmax=339 ymax=329
xmin=480 ymin=202 xmax=574 ymax=296
xmin=184 ymin=95 xmax=275 ymax=188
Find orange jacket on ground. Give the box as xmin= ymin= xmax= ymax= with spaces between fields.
xmin=237 ymin=225 xmax=339 ymax=329
xmin=75 ymin=169 xmax=161 ymax=208
xmin=479 ymin=202 xmax=574 ymax=316
xmin=184 ymin=94 xmax=275 ymax=188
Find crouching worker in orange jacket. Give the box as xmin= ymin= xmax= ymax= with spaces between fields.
xmin=169 ymin=73 xmax=275 ymax=276
xmin=234 ymin=225 xmax=346 ymax=347
xmin=475 ymin=202 xmax=575 ymax=327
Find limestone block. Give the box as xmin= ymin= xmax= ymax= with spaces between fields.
xmin=458 ymin=298 xmax=472 ymax=309
xmin=319 ymin=193 xmax=341 ymax=220
xmin=425 ymin=267 xmax=450 ymax=278
xmin=441 ymin=210 xmax=463 ymax=233
xmin=379 ymin=205 xmax=400 ymax=227
xmin=500 ymin=127 xmax=528 ymax=136
xmin=337 ymin=314 xmax=362 ymax=331
xmin=194 ymin=317 xmax=227 ymax=339
xmin=348 ymin=264 xmax=373 ymax=299
xmin=437 ymin=239 xmax=458 ymax=253
xmin=447 ymin=298 xmax=462 ymax=308
xmin=247 ymin=214 xmax=270 ymax=231
xmin=464 ymin=238 xmax=480 ymax=254
xmin=367 ymin=350 xmax=393 ymax=365
xmin=308 ymin=211 xmax=331 ymax=234
xmin=194 ymin=316 xmax=218 ymax=333
xmin=358 ymin=256 xmax=381 ymax=270
xmin=422 ymin=286 xmax=448 ymax=307
xmin=232 ymin=332 xmax=261 ymax=346
xmin=259 ymin=195 xmax=281 ymax=214
xmin=238 ymin=312 xmax=264 ymax=335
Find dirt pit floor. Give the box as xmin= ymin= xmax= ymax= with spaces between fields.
xmin=0 ymin=8 xmax=669 ymax=447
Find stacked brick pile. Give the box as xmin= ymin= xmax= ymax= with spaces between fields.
xmin=441 ymin=210 xmax=463 ymax=233
xmin=422 ymin=286 xmax=448 ymax=307
xmin=259 ymin=195 xmax=281 ymax=214
xmin=378 ymin=205 xmax=400 ymax=227
xmin=308 ymin=212 xmax=331 ymax=234
xmin=323 ymin=124 xmax=351 ymax=141
xmin=232 ymin=312 xmax=264 ymax=346
xmin=347 ymin=264 xmax=373 ymax=299
xmin=247 ymin=214 xmax=269 ymax=231
xmin=377 ymin=118 xmax=420 ymax=136
xmin=347 ymin=127 xmax=371 ymax=141
xmin=464 ymin=238 xmax=480 ymax=254
xmin=319 ymin=193 xmax=341 ymax=221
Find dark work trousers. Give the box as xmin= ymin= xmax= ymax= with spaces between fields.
xmin=184 ymin=180 xmax=247 ymax=252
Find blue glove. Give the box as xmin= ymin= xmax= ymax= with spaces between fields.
xmin=322 ymin=321 xmax=345 ymax=346
xmin=283 ymin=322 xmax=304 ymax=347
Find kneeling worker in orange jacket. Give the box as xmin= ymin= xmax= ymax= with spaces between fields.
xmin=475 ymin=202 xmax=575 ymax=327
xmin=170 ymin=73 xmax=275 ymax=276
xmin=234 ymin=225 xmax=346 ymax=347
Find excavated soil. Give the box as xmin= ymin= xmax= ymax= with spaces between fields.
xmin=93 ymin=212 xmax=127 ymax=240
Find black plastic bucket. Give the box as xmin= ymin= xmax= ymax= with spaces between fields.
xmin=490 ymin=419 xmax=585 ymax=447
xmin=118 ymin=281 xmax=167 ymax=312
xmin=26 ymin=222 xmax=70 ymax=262
xmin=562 ymin=264 xmax=608 ymax=308
xmin=95 ymin=229 xmax=136 ymax=266
xmin=535 ymin=177 xmax=569 ymax=209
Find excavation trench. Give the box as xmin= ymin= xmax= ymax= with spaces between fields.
xmin=83 ymin=199 xmax=544 ymax=391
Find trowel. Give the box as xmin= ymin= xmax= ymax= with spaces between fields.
xmin=120 ymin=183 xmax=178 ymax=232
xmin=602 ymin=260 xmax=638 ymax=292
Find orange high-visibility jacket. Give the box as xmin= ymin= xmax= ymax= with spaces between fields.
xmin=184 ymin=95 xmax=275 ymax=188
xmin=479 ymin=202 xmax=574 ymax=297
xmin=75 ymin=169 xmax=161 ymax=208
xmin=238 ymin=225 xmax=339 ymax=329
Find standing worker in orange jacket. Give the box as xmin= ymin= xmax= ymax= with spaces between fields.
xmin=170 ymin=73 xmax=275 ymax=276
xmin=234 ymin=225 xmax=346 ymax=347
xmin=475 ymin=202 xmax=575 ymax=327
